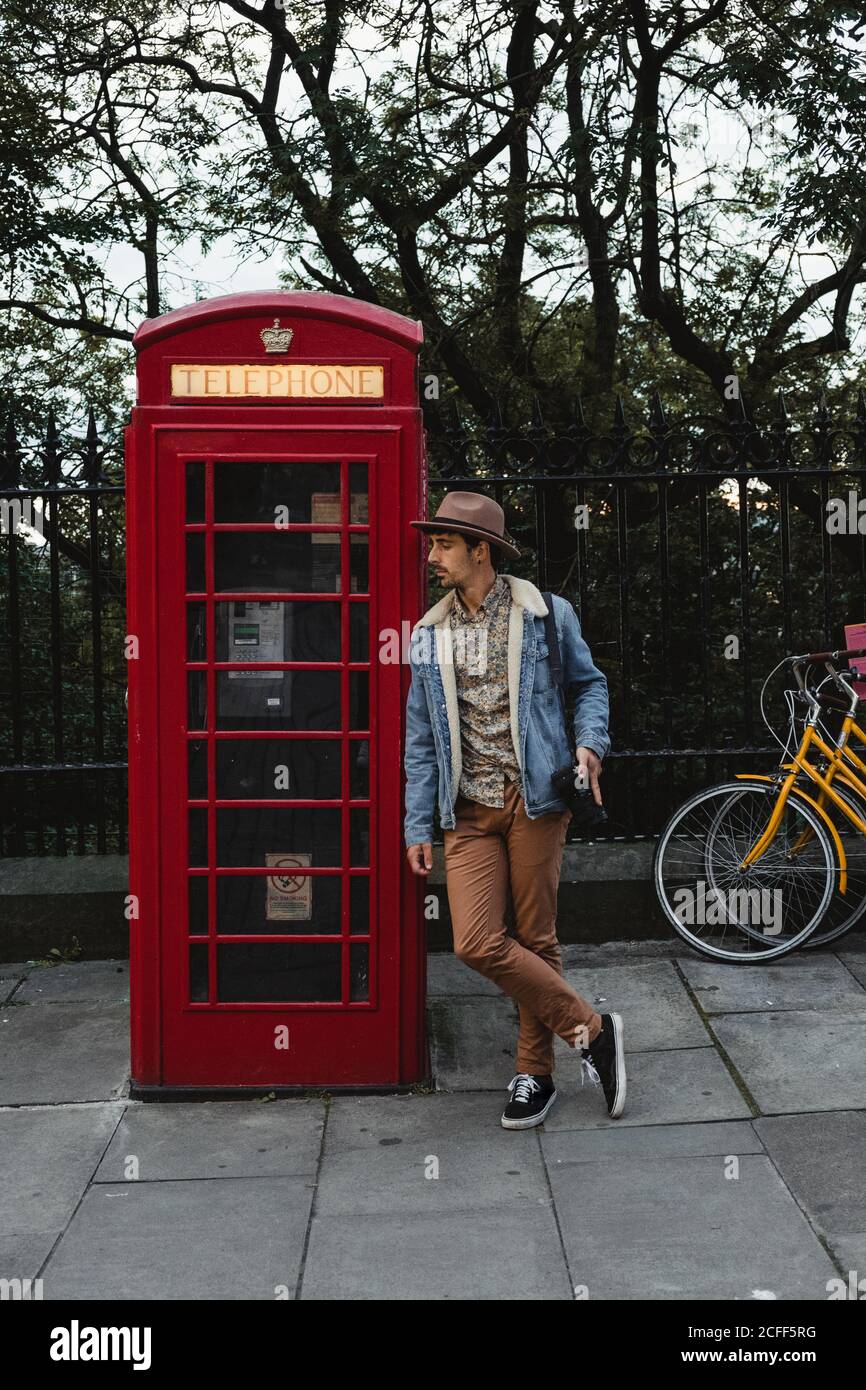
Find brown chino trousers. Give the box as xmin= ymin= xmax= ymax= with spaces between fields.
xmin=443 ymin=776 xmax=603 ymax=1076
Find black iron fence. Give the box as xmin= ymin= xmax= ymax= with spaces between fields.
xmin=0 ymin=411 xmax=126 ymax=855
xmin=2 ymin=391 xmax=866 ymax=853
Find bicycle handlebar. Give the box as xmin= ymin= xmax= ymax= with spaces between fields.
xmin=816 ymin=690 xmax=854 ymax=712
xmin=786 ymin=649 xmax=865 ymax=708
xmin=792 ymin=646 xmax=866 ymax=664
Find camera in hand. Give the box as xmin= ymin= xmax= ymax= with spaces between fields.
xmin=551 ymin=762 xmax=609 ymax=833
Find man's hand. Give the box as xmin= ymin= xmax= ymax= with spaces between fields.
xmin=406 ymin=842 xmax=433 ymax=875
xmin=576 ymin=747 xmax=604 ymax=806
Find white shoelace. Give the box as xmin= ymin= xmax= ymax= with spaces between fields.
xmin=507 ymin=1073 xmax=541 ymax=1103
xmin=579 ymin=1054 xmax=601 ymax=1087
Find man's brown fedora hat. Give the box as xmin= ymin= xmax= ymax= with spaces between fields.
xmin=410 ymin=490 xmax=521 ymax=561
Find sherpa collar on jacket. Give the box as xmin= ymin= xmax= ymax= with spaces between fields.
xmin=411 ymin=574 xmax=550 ymax=798
xmin=413 ymin=572 xmax=548 ymax=628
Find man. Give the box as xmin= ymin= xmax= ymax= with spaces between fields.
xmin=403 ymin=490 xmax=626 ymax=1128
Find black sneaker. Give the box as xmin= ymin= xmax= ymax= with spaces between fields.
xmin=501 ymin=1073 xmax=557 ymax=1130
xmin=580 ymin=1013 xmax=626 ymax=1118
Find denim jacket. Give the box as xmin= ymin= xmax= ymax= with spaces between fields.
xmin=403 ymin=574 xmax=610 ymax=846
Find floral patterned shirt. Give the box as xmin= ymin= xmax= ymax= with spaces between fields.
xmin=449 ymin=573 xmax=524 ymax=807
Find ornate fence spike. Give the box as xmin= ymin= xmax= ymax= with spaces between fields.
xmin=85 ymin=406 xmax=100 ymax=483
xmin=571 ymin=396 xmax=590 ymax=435
xmin=649 ymin=389 xmax=669 ymax=431
xmin=43 ymin=407 xmax=60 ymax=485
xmin=485 ymin=397 xmax=508 ymax=453
xmin=767 ymin=388 xmax=793 ymax=469
xmin=443 ymin=398 xmax=467 ymax=448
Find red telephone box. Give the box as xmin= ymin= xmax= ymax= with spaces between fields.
xmin=125 ymin=291 xmax=429 ymax=1094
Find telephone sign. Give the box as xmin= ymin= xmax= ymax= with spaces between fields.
xmin=125 ymin=291 xmax=428 ymax=1092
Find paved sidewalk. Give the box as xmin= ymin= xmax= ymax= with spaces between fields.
xmin=2 ymin=939 xmax=866 ymax=1300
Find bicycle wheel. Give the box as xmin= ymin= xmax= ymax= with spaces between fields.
xmin=712 ymin=774 xmax=866 ymax=949
xmin=654 ymin=779 xmax=835 ymax=961
xmin=799 ymin=778 xmax=866 ymax=948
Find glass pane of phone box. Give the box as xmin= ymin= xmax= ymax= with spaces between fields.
xmin=210 ymin=671 xmax=367 ymax=730
xmin=212 ymin=539 xmax=369 ymax=597
xmin=214 ymin=462 xmax=344 ymax=523
xmin=190 ymin=936 xmax=371 ymax=1003
xmin=193 ymin=600 xmax=368 ymax=665
xmin=214 ymin=739 xmax=368 ymax=799
xmin=215 ymin=808 xmax=369 ymax=866
xmin=217 ymin=943 xmax=345 ymax=1002
xmin=211 ymin=944 xmax=369 ymax=1003
xmin=213 ymin=944 xmax=370 ymax=1003
xmin=211 ymin=460 xmax=368 ymax=521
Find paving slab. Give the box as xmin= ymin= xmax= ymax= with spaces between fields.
xmin=0 ymin=1002 xmax=129 ymax=1105
xmin=94 ymin=1099 xmax=324 ymax=1182
xmin=543 ymin=1120 xmax=765 ymax=1166
xmin=676 ymin=954 xmax=866 ymax=1014
xmin=753 ymin=1111 xmax=866 ymax=1262
xmin=558 ymin=960 xmax=709 ymax=1051
xmin=542 ymin=1047 xmax=753 ymax=1130
xmin=0 ymin=1233 xmax=60 ymax=1286
xmin=428 ymin=995 xmax=519 ymax=1090
xmin=838 ymin=948 xmax=866 ymax=991
xmin=301 ymin=1205 xmax=571 ymax=1300
xmin=549 ymin=1153 xmax=838 ymax=1300
xmin=823 ymin=1235 xmax=866 ymax=1280
xmin=326 ymin=1091 xmax=509 ymax=1150
xmin=0 ymin=1103 xmax=123 ymax=1237
xmin=709 ymin=1010 xmax=866 ymax=1114
xmin=42 ymin=1177 xmax=314 ymax=1301
xmin=15 ymin=960 xmax=130 ymax=1005
xmin=319 ymin=1094 xmax=549 ymax=1214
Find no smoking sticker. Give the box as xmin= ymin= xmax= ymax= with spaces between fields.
xmin=265 ymin=853 xmax=312 ymax=921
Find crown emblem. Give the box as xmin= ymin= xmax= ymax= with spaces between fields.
xmin=260 ymin=318 xmax=293 ymax=353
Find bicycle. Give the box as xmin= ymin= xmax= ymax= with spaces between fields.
xmin=653 ymin=645 xmax=866 ymax=962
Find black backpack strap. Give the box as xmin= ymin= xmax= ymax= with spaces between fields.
xmin=541 ymin=591 xmax=563 ymax=689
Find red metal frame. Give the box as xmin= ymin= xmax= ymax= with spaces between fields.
xmin=126 ymin=293 xmax=428 ymax=1091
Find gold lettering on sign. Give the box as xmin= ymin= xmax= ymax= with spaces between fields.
xmin=171 ymin=364 xmax=385 ymax=398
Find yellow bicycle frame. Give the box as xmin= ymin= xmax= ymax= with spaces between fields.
xmin=733 ymin=714 xmax=866 ymax=893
